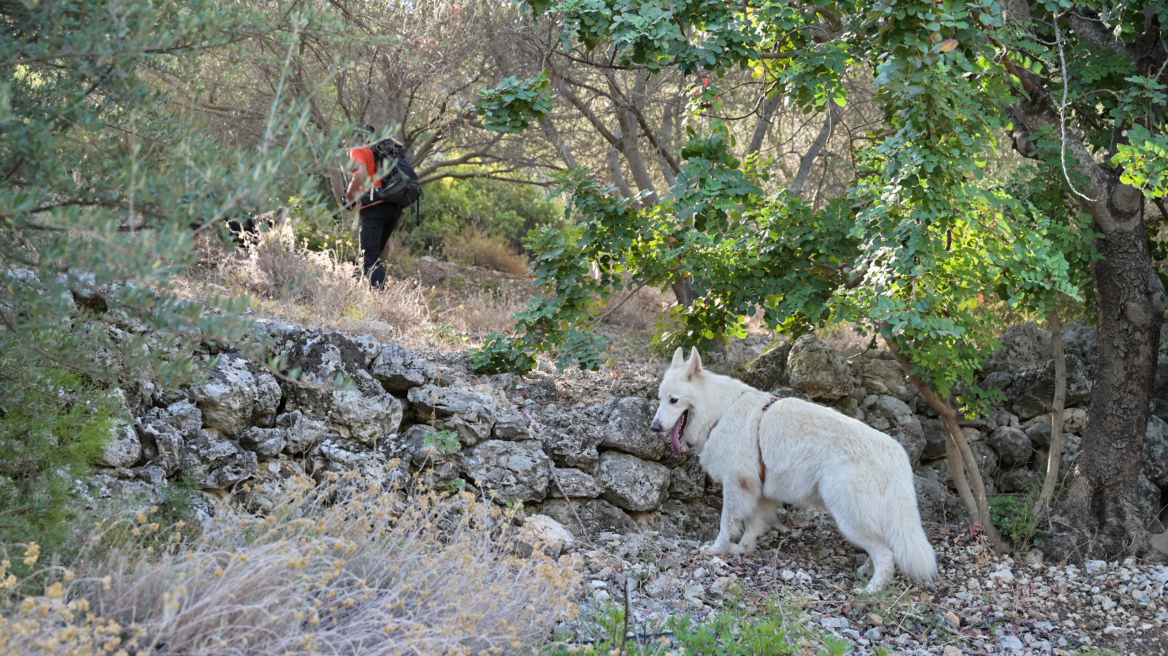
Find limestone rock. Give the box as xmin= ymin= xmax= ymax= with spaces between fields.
xmin=181 ymin=431 xmax=258 ymax=490
xmin=983 ymin=322 xmax=1051 ymax=374
xmin=968 ymin=440 xmax=1000 ymax=481
xmin=276 ymin=411 xmax=331 ymax=455
xmin=370 ymin=343 xmax=433 ymax=393
xmin=1025 ymin=420 xmax=1052 ymax=448
xmin=549 ymin=468 xmax=600 ymax=498
xmin=1141 ymin=473 xmax=1162 ymax=519
xmin=1144 ymin=415 xmax=1168 ymax=487
xmin=667 ymin=453 xmax=707 ymax=500
xmin=535 ymin=498 xmax=637 ymax=535
xmin=1062 ymin=321 xmax=1097 ymax=370
xmin=920 ymin=417 xmax=948 ymax=460
xmin=987 ymin=426 xmax=1032 ymax=468
xmin=914 ymin=474 xmax=967 ymax=525
xmin=99 ymin=423 xmax=142 ymax=468
xmin=145 ymin=400 xmax=203 ymax=439
xmin=352 ymin=334 xmax=383 ymax=367
xmin=1008 ymin=355 xmax=1092 ymax=420
xmin=280 ymin=333 xmax=401 ymax=445
xmin=238 ymin=426 xmax=288 ymax=460
xmin=998 ymin=468 xmax=1037 ymax=493
xmin=861 ymin=395 xmax=926 ymax=465
xmin=325 ymin=375 xmax=403 ymax=446
xmin=538 ymin=410 xmax=604 ymax=469
xmin=653 ymin=499 xmax=721 ymax=541
xmin=493 ymin=409 xmax=532 ymax=440
xmin=599 ymin=397 xmax=666 ymax=460
xmin=241 ymin=457 xmax=304 ymax=514
xmin=136 ymin=419 xmax=184 ymax=475
xmin=517 ymin=514 xmax=574 ymax=557
xmin=858 ymin=357 xmax=916 ymax=402
xmin=786 ymin=335 xmax=854 ymax=401
xmin=188 ymin=355 xmax=281 ymax=437
xmin=743 ymin=341 xmax=792 ymax=392
xmin=306 ymin=439 xmax=397 ymax=493
xmin=982 ymin=371 xmax=1014 ymax=392
xmin=596 ymin=451 xmax=670 ymax=512
xmin=408 ymin=385 xmax=497 ymax=447
xmin=388 ymin=425 xmax=462 ymax=488
xmin=463 ymin=439 xmax=552 ymax=504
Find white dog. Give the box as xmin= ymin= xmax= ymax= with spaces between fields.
xmin=650 ymin=347 xmax=938 ymax=592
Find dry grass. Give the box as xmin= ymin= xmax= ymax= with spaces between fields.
xmin=437 ymin=285 xmax=531 ymax=338
xmin=443 ymin=229 xmax=528 ymax=277
xmin=0 ymin=473 xmax=580 ymax=655
xmin=598 ymin=285 xmax=672 ymax=333
xmin=225 ymin=225 xmax=431 ymax=336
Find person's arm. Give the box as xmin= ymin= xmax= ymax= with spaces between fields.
xmin=344 ymin=161 xmax=369 ymax=208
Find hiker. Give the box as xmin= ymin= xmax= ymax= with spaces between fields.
xmin=344 ymin=127 xmax=422 ymax=287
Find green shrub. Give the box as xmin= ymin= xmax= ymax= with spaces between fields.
xmin=988 ymin=494 xmax=1042 ymax=547
xmin=396 ymin=175 xmax=562 ymax=256
xmin=0 ymin=334 xmax=122 ymax=550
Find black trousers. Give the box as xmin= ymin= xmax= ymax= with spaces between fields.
xmin=359 ymin=203 xmax=401 ymax=287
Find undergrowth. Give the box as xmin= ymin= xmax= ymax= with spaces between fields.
xmin=0 ymin=471 xmax=580 ymax=655
xmin=544 ymin=597 xmax=853 ymax=656
xmin=223 ymin=223 xmax=431 ymax=335
xmin=0 ymin=334 xmax=122 ymax=550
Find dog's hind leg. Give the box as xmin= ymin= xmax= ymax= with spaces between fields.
xmin=705 ymin=476 xmax=761 ymax=556
xmin=833 ymin=515 xmax=895 ymax=592
xmin=733 ymin=497 xmax=779 ymax=555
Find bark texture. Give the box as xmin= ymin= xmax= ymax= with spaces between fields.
xmin=1055 ymin=218 xmax=1165 ymax=558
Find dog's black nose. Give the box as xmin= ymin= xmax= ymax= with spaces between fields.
xmin=650 ymin=419 xmax=662 ymax=432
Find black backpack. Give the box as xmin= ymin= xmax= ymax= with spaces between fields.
xmin=368 ymin=140 xmax=423 ymax=211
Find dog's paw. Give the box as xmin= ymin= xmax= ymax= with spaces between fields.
xmin=773 ymin=522 xmax=791 ymax=535
xmin=703 ymin=542 xmax=732 ymax=556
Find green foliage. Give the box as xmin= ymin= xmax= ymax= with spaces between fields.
xmin=545 ymin=599 xmax=851 ymax=655
xmin=472 ymin=222 xmax=609 ymax=373
xmin=423 ymin=430 xmax=461 ymax=455
xmin=477 ymin=73 xmax=552 ymax=133
xmin=988 ymin=494 xmax=1042 ymax=548
xmin=471 ymin=0 xmax=1122 ymax=430
xmin=0 ymin=1 xmax=347 ymax=545
xmin=395 ymin=174 xmax=562 ymax=255
xmin=0 ymin=333 xmax=120 ymax=549
xmin=1114 ymin=124 xmax=1168 ymax=197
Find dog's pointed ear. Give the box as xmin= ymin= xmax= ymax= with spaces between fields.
xmin=671 ymin=347 xmax=685 ymax=368
xmin=686 ymin=348 xmax=702 ymax=379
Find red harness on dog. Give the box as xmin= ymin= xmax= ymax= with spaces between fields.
xmin=708 ymin=396 xmax=779 ymax=483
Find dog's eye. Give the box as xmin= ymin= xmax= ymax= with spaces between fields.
xmin=669 ymin=398 xmax=678 ymax=404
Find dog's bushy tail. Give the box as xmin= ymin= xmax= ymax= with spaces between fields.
xmin=885 ymin=495 xmax=939 ymax=583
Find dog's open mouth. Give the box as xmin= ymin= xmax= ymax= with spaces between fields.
xmin=670 ymin=410 xmax=688 ymax=455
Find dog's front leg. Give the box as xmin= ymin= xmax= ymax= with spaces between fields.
xmin=704 ymin=476 xmax=758 ymax=556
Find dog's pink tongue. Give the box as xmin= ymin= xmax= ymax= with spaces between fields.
xmin=670 ymin=418 xmax=683 ymax=455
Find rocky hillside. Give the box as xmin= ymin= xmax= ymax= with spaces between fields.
xmin=76 ymin=310 xmax=1168 ymax=654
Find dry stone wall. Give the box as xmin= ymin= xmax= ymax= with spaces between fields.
xmin=87 ymin=318 xmax=1168 ymax=540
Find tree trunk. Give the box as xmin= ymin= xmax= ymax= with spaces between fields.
xmin=671 ymin=278 xmax=698 ymax=308
xmin=747 ymin=95 xmax=782 ymax=156
xmin=883 ymin=334 xmax=1007 ymax=549
xmin=1007 ymin=62 xmax=1168 ymax=558
xmin=607 ymin=140 xmax=636 ymax=200
xmin=1054 ymin=218 xmax=1166 ymax=558
xmin=541 ymin=117 xmax=579 ymax=170
xmin=1035 ymin=307 xmax=1066 ymax=514
xmin=791 ymin=107 xmax=836 ymax=197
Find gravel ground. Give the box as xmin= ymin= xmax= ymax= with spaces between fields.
xmin=552 ymin=509 xmax=1168 ymax=655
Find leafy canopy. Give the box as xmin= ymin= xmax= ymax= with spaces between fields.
xmin=470 ymin=0 xmax=1125 ymax=415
